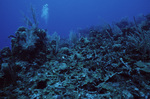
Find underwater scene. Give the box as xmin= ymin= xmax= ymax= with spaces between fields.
xmin=0 ymin=0 xmax=150 ymax=98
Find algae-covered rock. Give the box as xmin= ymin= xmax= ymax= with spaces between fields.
xmin=135 ymin=61 xmax=150 ymax=73
xmin=1 ymin=63 xmax=17 ymax=84
xmin=1 ymin=63 xmax=9 ymax=74
xmin=0 ymin=47 xmax=11 ymax=58
xmin=74 ymin=52 xmax=83 ymax=60
xmin=59 ymin=47 xmax=71 ymax=55
xmin=59 ymin=63 xmax=68 ymax=71
xmin=11 ymin=26 xmax=50 ymax=63
xmin=112 ymin=44 xmax=122 ymax=51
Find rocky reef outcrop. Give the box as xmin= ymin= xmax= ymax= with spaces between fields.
xmin=0 ymin=14 xmax=150 ymax=98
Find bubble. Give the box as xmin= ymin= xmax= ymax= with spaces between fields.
xmin=41 ymin=4 xmax=49 ymax=24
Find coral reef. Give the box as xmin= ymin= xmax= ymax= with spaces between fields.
xmin=0 ymin=14 xmax=150 ymax=98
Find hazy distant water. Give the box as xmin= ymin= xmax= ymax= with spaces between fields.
xmin=0 ymin=0 xmax=150 ymax=49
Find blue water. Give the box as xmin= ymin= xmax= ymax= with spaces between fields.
xmin=0 ymin=0 xmax=150 ymax=49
